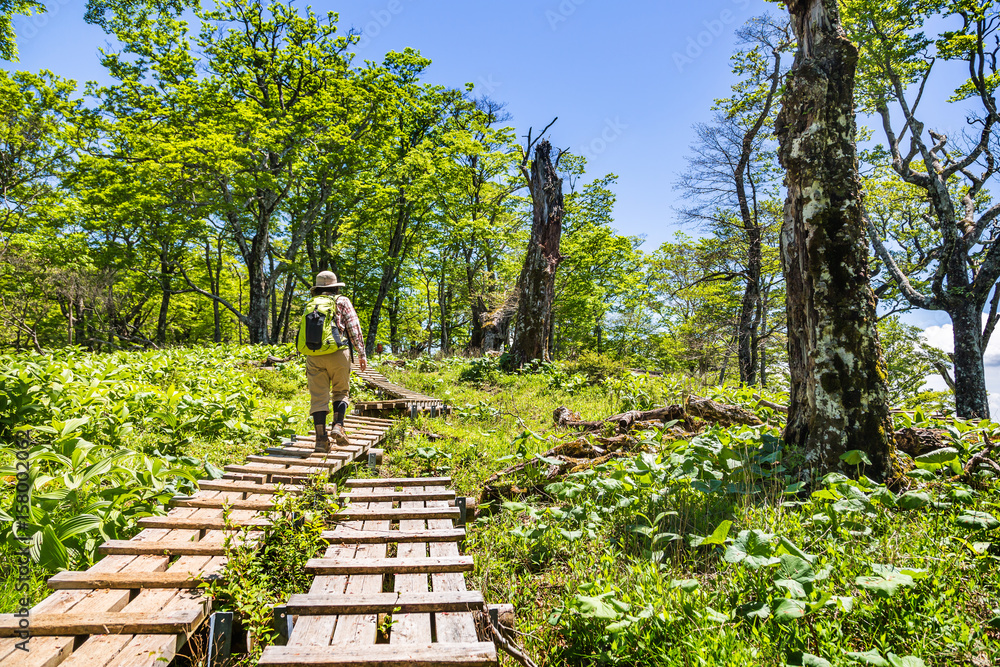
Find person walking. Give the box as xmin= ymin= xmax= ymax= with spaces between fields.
xmin=296 ymin=271 xmax=367 ymax=453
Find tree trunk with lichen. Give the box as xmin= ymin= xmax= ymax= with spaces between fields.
xmin=510 ymin=140 xmax=563 ymax=367
xmin=775 ymin=0 xmax=896 ymax=481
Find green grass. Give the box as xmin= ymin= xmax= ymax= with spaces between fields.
xmin=370 ymin=357 xmax=1000 ymax=667
xmin=2 ymin=349 xmax=997 ymax=667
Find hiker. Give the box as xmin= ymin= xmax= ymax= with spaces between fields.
xmin=296 ymin=271 xmax=368 ymax=453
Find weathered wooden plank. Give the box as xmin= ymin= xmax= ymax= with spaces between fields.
xmin=391 ymin=493 xmax=433 ymax=645
xmin=137 ymin=515 xmax=271 ymax=530
xmin=47 ymin=570 xmax=220 ymax=590
xmin=335 ymin=507 xmax=459 ymax=521
xmin=258 ymin=642 xmax=498 ymax=666
xmin=197 ymin=479 xmax=334 ymax=494
xmin=329 ymin=493 xmax=390 ymax=647
xmin=97 ymin=538 xmax=256 ymax=557
xmin=224 ymin=463 xmax=328 ymax=477
xmin=0 ymin=610 xmax=202 ymax=637
xmin=169 ymin=496 xmax=277 ymax=511
xmin=320 ymin=529 xmax=464 ymax=544
xmin=247 ymin=454 xmax=351 ymax=467
xmin=343 ymin=477 xmax=451 ymax=488
xmin=341 ymin=489 xmax=456 ymax=502
xmin=284 ymin=591 xmax=484 ymax=615
xmin=427 ymin=489 xmax=480 ymax=644
xmin=305 ymin=557 xmax=473 ymax=575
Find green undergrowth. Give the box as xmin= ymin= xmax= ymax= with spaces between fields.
xmin=372 ymin=356 xmax=1000 ymax=667
xmin=0 ymin=344 xmax=317 ymax=612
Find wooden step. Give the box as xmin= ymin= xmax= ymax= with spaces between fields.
xmin=258 ymin=642 xmax=497 ymax=666
xmin=0 ymin=609 xmax=203 ymax=637
xmin=47 ymin=570 xmax=219 ymax=590
xmin=265 ymin=446 xmax=361 ymax=458
xmin=305 ymin=556 xmax=474 ymax=575
xmin=335 ymin=507 xmax=459 ymax=521
xmin=247 ymin=454 xmax=352 ymax=467
xmin=284 ymin=591 xmax=483 ymax=615
xmin=341 ymin=489 xmax=456 ymax=502
xmin=170 ymin=496 xmax=278 ymax=511
xmin=137 ymin=516 xmax=271 ymax=530
xmin=224 ymin=464 xmax=327 ymax=477
xmin=344 ymin=476 xmax=450 ymax=488
xmin=321 ymin=528 xmax=465 ymax=544
xmin=197 ymin=480 xmax=335 ymax=494
xmin=98 ymin=539 xmax=255 ymax=556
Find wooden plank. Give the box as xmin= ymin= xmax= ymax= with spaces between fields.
xmin=224 ymin=463 xmax=328 ymax=477
xmin=0 ymin=610 xmax=202 ymax=637
xmin=320 ymin=529 xmax=464 ymax=544
xmin=169 ymin=496 xmax=277 ymax=511
xmin=284 ymin=592 xmax=483 ymax=615
xmin=344 ymin=477 xmax=450 ymax=488
xmin=391 ymin=491 xmax=432 ymax=645
xmin=197 ymin=479 xmax=334 ymax=494
xmin=341 ymin=489 xmax=455 ymax=502
xmin=329 ymin=492 xmax=390 ymax=648
xmin=47 ymin=570 xmax=219 ymax=590
xmin=427 ymin=488 xmax=481 ymax=644
xmin=97 ymin=538 xmax=256 ymax=557
xmin=335 ymin=507 xmax=459 ymax=521
xmin=305 ymin=557 xmax=473 ymax=575
xmin=258 ymin=642 xmax=498 ymax=666
xmin=137 ymin=515 xmax=271 ymax=530
xmin=247 ymin=454 xmax=352 ymax=466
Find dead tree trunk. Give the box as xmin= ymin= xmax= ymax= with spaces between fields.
xmin=510 ymin=140 xmax=563 ymax=367
xmin=775 ymin=0 xmax=896 ymax=481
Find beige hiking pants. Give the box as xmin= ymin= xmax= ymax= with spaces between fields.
xmin=306 ymin=348 xmax=350 ymax=414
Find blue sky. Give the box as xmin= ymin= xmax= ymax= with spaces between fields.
xmin=6 ymin=0 xmax=998 ymax=404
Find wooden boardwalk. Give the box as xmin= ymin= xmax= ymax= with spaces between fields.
xmin=258 ymin=476 xmax=496 ymax=667
xmin=352 ymin=365 xmax=450 ymax=417
xmin=0 ymin=417 xmax=392 ymax=667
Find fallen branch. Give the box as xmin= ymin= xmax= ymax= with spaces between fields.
xmin=556 ymin=395 xmax=763 ymax=433
xmin=964 ymin=431 xmax=1000 ymax=478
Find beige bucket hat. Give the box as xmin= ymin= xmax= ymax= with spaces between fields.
xmin=314 ymin=271 xmax=346 ymax=288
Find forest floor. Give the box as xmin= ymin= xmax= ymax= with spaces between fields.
xmin=1 ymin=348 xmax=998 ymax=666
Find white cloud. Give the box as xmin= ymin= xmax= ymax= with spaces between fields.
xmin=922 ymin=315 xmax=1000 ymax=366
xmin=922 ymin=315 xmax=1000 ymax=414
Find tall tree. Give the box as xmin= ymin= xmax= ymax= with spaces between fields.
xmin=843 ymin=0 xmax=1000 ymax=418
xmin=775 ymin=0 xmax=896 ymax=480
xmin=510 ymin=137 xmax=564 ymax=367
xmin=679 ymin=15 xmax=792 ymax=386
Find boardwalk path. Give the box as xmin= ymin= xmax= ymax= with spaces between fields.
xmin=0 ymin=366 xmax=497 ymax=667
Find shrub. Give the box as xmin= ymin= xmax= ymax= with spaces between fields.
xmin=565 ymin=351 xmax=628 ymax=383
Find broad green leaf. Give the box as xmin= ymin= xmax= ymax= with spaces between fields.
xmin=856 ymin=569 xmax=915 ymax=598
xmin=669 ymin=578 xmax=700 ymax=592
xmin=36 ymin=524 xmax=69 ymax=571
xmin=840 ymin=450 xmax=872 ymax=466
xmin=774 ymin=579 xmax=808 ymax=598
xmin=56 ymin=514 xmax=102 ymax=540
xmin=896 ymin=491 xmax=931 ymax=509
xmin=736 ymin=600 xmax=770 ymax=620
xmin=956 ymin=511 xmax=999 ymax=530
xmin=724 ymin=529 xmax=779 ymax=569
xmin=905 ymin=468 xmax=936 ymax=480
xmin=694 ymin=519 xmax=732 ymax=548
xmin=846 ymin=649 xmax=889 ymax=666
xmin=786 ymin=651 xmax=832 ymax=667
xmin=886 ymin=655 xmax=925 ymax=667
xmin=61 ymin=417 xmax=89 ymax=437
xmin=914 ymin=447 xmax=959 ymax=465
xmin=773 ymin=597 xmax=806 ymax=622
